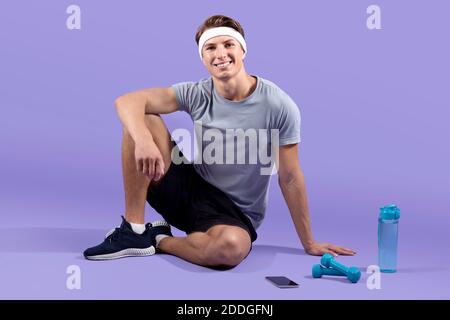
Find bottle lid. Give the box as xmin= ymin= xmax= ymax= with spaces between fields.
xmin=379 ymin=204 xmax=400 ymax=220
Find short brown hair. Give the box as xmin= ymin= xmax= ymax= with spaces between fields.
xmin=195 ymin=15 xmax=245 ymax=45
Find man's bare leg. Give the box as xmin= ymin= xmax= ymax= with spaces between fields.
xmin=158 ymin=225 xmax=252 ymax=268
xmin=122 ymin=114 xmax=173 ymax=224
xmin=121 ymin=115 xmax=251 ymax=267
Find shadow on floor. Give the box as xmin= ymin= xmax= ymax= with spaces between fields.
xmin=158 ymin=244 xmax=308 ymax=273
xmin=304 ymin=274 xmax=357 ymax=284
xmin=0 ymin=227 xmax=105 ymax=253
xmin=0 ymin=228 xmax=340 ymax=275
xmin=2 ymin=228 xmax=447 ymax=276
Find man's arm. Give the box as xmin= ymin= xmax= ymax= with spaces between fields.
xmin=277 ymin=144 xmax=356 ymax=256
xmin=114 ymin=87 xmax=178 ymax=144
xmin=114 ymin=87 xmax=179 ymax=181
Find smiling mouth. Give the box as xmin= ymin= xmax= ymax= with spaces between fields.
xmin=213 ymin=61 xmax=232 ymax=68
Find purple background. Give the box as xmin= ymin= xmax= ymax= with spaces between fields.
xmin=1 ymin=0 xmax=449 ymax=299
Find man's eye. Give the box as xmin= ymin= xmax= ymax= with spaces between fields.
xmin=226 ymin=43 xmax=235 ymax=47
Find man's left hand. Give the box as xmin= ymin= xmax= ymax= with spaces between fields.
xmin=305 ymin=242 xmax=356 ymax=257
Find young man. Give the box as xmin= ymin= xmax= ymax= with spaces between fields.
xmin=84 ymin=15 xmax=356 ymax=268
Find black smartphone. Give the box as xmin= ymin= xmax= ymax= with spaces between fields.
xmin=265 ymin=276 xmax=299 ymax=288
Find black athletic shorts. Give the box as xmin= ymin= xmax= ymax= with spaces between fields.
xmin=146 ymin=148 xmax=257 ymax=242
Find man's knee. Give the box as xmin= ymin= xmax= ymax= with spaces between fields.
xmin=122 ymin=114 xmax=168 ymax=141
xmin=122 ymin=115 xmax=162 ymax=139
xmin=144 ymin=113 xmax=163 ymax=127
xmin=205 ymin=231 xmax=251 ymax=268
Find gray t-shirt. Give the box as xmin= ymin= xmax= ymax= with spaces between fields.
xmin=172 ymin=76 xmax=301 ymax=229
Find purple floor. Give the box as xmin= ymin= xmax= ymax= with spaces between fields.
xmin=1 ymin=191 xmax=449 ymax=300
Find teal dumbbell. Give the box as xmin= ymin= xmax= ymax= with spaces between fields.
xmin=320 ymin=253 xmax=361 ymax=283
xmin=312 ymin=264 xmax=346 ymax=278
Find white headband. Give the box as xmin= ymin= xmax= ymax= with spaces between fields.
xmin=198 ymin=26 xmax=247 ymax=60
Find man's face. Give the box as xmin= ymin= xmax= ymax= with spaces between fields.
xmin=201 ymin=35 xmax=245 ymax=80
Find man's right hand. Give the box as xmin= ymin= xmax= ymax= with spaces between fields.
xmin=134 ymin=137 xmax=165 ymax=182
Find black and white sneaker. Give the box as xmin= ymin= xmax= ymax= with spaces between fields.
xmin=83 ymin=216 xmax=171 ymax=260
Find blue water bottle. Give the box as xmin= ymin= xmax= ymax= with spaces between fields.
xmin=378 ymin=204 xmax=400 ymax=273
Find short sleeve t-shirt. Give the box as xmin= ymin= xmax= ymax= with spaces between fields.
xmin=172 ymin=76 xmax=301 ymax=229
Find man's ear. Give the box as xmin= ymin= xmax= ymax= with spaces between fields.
xmin=242 ymin=51 xmax=246 ymax=60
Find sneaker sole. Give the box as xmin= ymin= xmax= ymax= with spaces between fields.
xmin=152 ymin=220 xmax=171 ymax=228
xmin=85 ymin=245 xmax=156 ymax=260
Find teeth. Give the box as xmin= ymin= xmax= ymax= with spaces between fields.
xmin=215 ymin=61 xmax=231 ymax=67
